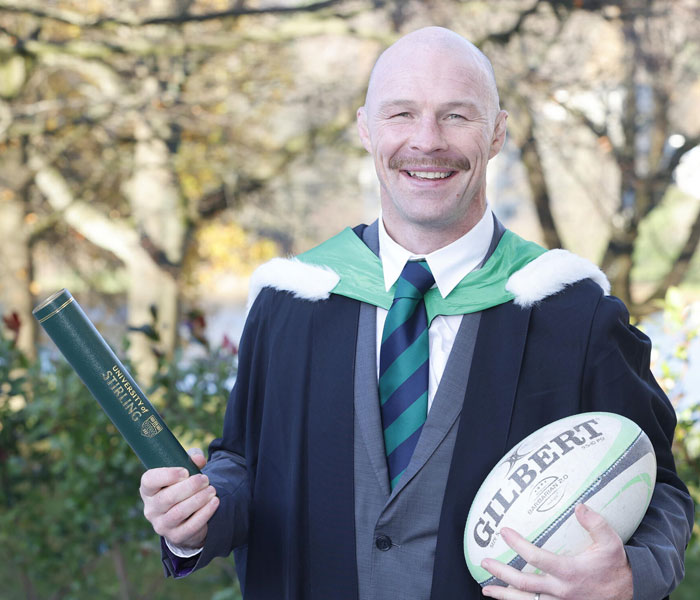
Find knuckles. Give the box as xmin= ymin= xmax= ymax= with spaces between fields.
xmin=491 ymin=531 xmax=631 ymax=600
xmin=158 ymin=487 xmax=177 ymax=509
xmin=141 ymin=477 xmax=213 ymax=550
xmin=168 ymin=501 xmax=192 ymax=526
xmin=151 ymin=515 xmax=168 ymax=537
xmin=142 ymin=503 xmax=156 ymax=522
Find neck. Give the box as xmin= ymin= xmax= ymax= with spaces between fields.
xmin=382 ymin=204 xmax=487 ymax=255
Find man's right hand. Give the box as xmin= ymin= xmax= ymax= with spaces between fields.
xmin=140 ymin=448 xmax=219 ymax=550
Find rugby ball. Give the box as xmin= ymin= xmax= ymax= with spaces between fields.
xmin=464 ymin=412 xmax=656 ymax=586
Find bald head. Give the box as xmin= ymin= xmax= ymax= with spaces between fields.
xmin=355 ymin=26 xmax=508 ymax=252
xmin=364 ymin=27 xmax=500 ymax=120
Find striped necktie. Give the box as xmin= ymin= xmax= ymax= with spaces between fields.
xmin=379 ymin=260 xmax=435 ymax=490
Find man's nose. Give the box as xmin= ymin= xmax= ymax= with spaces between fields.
xmin=409 ymin=116 xmax=448 ymax=153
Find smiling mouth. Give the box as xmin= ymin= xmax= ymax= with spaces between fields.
xmin=405 ymin=170 xmax=455 ymax=180
xmin=391 ymin=157 xmax=470 ymax=181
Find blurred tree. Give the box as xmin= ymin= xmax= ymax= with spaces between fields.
xmin=1 ymin=2 xmax=699 ymax=598
xmin=2 ymin=0 xmax=699 ymax=348
xmin=0 ymin=0 xmax=366 ymax=376
xmin=0 ymin=136 xmax=37 ymax=359
xmin=548 ymin=0 xmax=700 ymax=311
xmin=480 ymin=0 xmax=700 ymax=310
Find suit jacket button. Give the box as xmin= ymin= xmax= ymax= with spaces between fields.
xmin=375 ymin=535 xmax=392 ymax=551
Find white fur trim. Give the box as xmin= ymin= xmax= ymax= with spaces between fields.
xmin=248 ymin=250 xmax=610 ymax=312
xmin=506 ymin=249 xmax=610 ymax=308
xmin=247 ymin=257 xmax=339 ymax=310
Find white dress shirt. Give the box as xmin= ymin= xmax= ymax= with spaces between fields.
xmin=376 ymin=208 xmax=494 ymax=412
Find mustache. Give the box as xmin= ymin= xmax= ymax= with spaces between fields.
xmin=389 ymin=157 xmax=471 ymax=171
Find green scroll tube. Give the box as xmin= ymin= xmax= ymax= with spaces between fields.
xmin=33 ymin=289 xmax=200 ymax=476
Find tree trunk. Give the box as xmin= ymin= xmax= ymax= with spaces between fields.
xmin=601 ymin=233 xmax=635 ymax=307
xmin=600 ymin=15 xmax=639 ymax=306
xmin=18 ymin=566 xmax=39 ymax=600
xmin=0 ymin=140 xmax=36 ymax=358
xmin=126 ymin=259 xmax=179 ymax=382
xmin=122 ymin=117 xmax=187 ymax=379
xmin=601 ymin=165 xmax=637 ymax=307
xmin=112 ymin=545 xmax=133 ymax=600
xmin=519 ymin=107 xmax=563 ymax=249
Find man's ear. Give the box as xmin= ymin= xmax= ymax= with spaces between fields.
xmin=357 ymin=106 xmax=372 ymax=154
xmin=488 ymin=110 xmax=508 ymax=159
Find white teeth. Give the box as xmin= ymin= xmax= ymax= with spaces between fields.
xmin=407 ymin=171 xmax=452 ymax=179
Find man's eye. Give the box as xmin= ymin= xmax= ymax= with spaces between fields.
xmin=446 ymin=113 xmax=467 ymax=120
xmin=391 ymin=112 xmax=411 ymax=118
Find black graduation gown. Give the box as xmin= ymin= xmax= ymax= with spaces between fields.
xmin=196 ymin=275 xmax=689 ymax=599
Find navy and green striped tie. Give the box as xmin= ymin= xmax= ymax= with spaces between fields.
xmin=379 ymin=260 xmax=435 ymax=490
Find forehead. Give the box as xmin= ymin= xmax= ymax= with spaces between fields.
xmin=369 ymin=46 xmax=490 ymax=112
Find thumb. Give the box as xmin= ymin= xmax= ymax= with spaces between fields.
xmin=187 ymin=447 xmax=207 ymax=469
xmin=575 ymin=503 xmax=619 ymax=547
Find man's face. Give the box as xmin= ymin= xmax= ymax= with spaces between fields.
xmin=358 ymin=43 xmax=506 ymax=245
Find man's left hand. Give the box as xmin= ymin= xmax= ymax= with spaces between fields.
xmin=481 ymin=503 xmax=633 ymax=600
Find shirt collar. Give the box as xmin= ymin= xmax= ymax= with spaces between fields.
xmin=378 ymin=207 xmax=494 ymax=298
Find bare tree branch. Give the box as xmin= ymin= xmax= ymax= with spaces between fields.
xmin=32 ymin=161 xmax=146 ymax=266
xmin=0 ymin=17 xmax=360 ymax=59
xmin=477 ymin=0 xmax=544 ymax=47
xmin=0 ymin=0 xmax=346 ymax=28
xmin=552 ymin=97 xmax=611 ymax=141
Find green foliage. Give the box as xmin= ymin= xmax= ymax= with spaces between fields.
xmin=674 ymin=544 xmax=700 ymax=600
xmin=650 ymin=289 xmax=700 ymax=549
xmin=0 ymin=327 xmax=241 ymax=599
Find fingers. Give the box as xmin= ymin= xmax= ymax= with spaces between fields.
xmin=574 ymin=503 xmax=619 ymax=547
xmin=188 ymin=447 xmax=207 ymax=470
xmin=498 ymin=528 xmax=561 ymax=576
xmin=482 ymin=583 xmax=553 ymax=600
xmin=144 ymin=472 xmax=211 ymax=513
xmin=139 ymin=449 xmax=218 ymax=548
xmin=140 ymin=467 xmax=190 ymax=498
xmin=163 ymin=483 xmax=217 ymax=528
xmin=481 ymin=529 xmax=565 ymax=599
xmin=159 ymin=487 xmax=220 ymax=547
xmin=482 ymin=508 xmax=632 ymax=600
xmin=481 ymin=556 xmax=548 ymax=595
xmin=140 ymin=470 xmax=219 ymax=545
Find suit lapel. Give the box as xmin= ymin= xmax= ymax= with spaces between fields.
xmin=351 ymin=221 xmax=393 ymax=496
xmin=354 ymin=300 xmax=392 ymax=497
xmin=430 ymin=300 xmax=532 ymax=599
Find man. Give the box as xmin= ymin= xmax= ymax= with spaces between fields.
xmin=140 ymin=27 xmax=693 ymax=600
